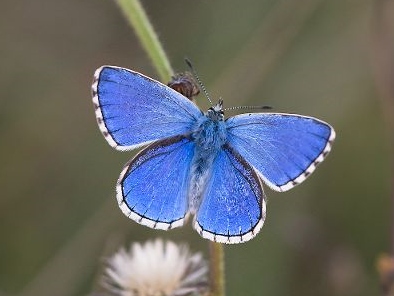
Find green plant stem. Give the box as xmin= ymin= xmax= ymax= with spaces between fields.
xmin=115 ymin=0 xmax=174 ymax=81
xmin=209 ymin=242 xmax=225 ymax=296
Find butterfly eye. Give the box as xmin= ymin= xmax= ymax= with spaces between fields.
xmin=206 ymin=107 xmax=224 ymax=121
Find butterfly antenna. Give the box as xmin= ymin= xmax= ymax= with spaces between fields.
xmin=185 ymin=58 xmax=214 ymax=106
xmin=224 ymin=105 xmax=273 ymax=112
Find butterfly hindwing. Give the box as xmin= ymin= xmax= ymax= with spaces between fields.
xmin=194 ymin=145 xmax=266 ymax=244
xmin=226 ymin=113 xmax=335 ymax=191
xmin=92 ymin=66 xmax=202 ymax=151
xmin=117 ymin=135 xmax=195 ymax=230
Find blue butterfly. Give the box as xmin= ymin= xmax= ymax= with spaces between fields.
xmin=92 ymin=66 xmax=335 ymax=244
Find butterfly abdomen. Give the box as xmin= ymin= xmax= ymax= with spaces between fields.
xmin=188 ymin=116 xmax=227 ymax=213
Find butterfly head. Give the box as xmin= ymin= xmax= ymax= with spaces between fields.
xmin=206 ymin=99 xmax=224 ymax=121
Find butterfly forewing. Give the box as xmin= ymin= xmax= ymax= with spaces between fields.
xmin=92 ymin=66 xmax=202 ymax=151
xmin=226 ymin=113 xmax=335 ymax=192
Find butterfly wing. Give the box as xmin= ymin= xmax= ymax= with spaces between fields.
xmin=117 ymin=135 xmax=195 ymax=229
xmin=226 ymin=113 xmax=335 ymax=192
xmin=92 ymin=66 xmax=203 ymax=150
xmin=194 ymin=145 xmax=266 ymax=244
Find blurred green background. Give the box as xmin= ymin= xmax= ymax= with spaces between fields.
xmin=1 ymin=0 xmax=393 ymax=295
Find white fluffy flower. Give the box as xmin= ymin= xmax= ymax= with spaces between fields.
xmin=102 ymin=239 xmax=208 ymax=296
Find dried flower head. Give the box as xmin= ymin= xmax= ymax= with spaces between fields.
xmin=102 ymin=239 xmax=208 ymax=296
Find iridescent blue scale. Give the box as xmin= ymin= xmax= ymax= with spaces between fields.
xmin=92 ymin=66 xmax=335 ymax=244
